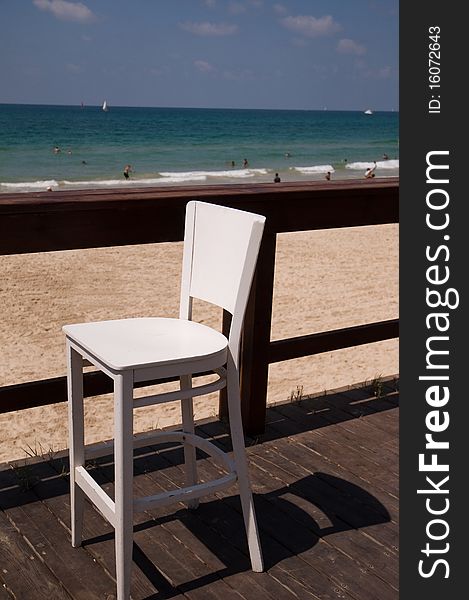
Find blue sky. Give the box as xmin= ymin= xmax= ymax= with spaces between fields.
xmin=1 ymin=0 xmax=398 ymax=110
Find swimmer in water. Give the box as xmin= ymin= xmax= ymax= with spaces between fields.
xmin=365 ymin=161 xmax=377 ymax=179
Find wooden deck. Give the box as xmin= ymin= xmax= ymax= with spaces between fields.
xmin=0 ymin=380 xmax=399 ymax=600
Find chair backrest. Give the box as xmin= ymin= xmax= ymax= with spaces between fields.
xmin=180 ymin=201 xmax=266 ymax=363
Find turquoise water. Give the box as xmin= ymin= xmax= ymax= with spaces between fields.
xmin=0 ymin=104 xmax=399 ymax=192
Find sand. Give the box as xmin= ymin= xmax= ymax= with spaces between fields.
xmin=0 ymin=225 xmax=398 ymax=463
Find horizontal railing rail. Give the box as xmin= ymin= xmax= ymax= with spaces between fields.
xmin=0 ymin=179 xmax=399 ymax=433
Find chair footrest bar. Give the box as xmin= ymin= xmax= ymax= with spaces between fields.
xmin=83 ymin=428 xmax=236 ymax=472
xmin=75 ymin=466 xmax=116 ymax=527
xmin=133 ymin=472 xmax=237 ymax=512
xmin=133 ymin=374 xmax=226 ymax=409
xmin=154 ymin=431 xmax=236 ymax=472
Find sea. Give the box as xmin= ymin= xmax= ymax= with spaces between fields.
xmin=0 ymin=104 xmax=399 ymax=193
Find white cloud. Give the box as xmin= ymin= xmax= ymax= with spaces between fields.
xmin=179 ymin=21 xmax=238 ymax=36
xmin=273 ymin=3 xmax=287 ymax=15
xmin=228 ymin=2 xmax=246 ymax=15
xmin=281 ymin=15 xmax=341 ymax=38
xmin=194 ymin=60 xmax=216 ymax=73
xmin=33 ymin=0 xmax=95 ymax=23
xmin=337 ymin=38 xmax=366 ymax=56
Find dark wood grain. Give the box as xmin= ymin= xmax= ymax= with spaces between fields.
xmin=0 ymin=383 xmax=398 ymax=600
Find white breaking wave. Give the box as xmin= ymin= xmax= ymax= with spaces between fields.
xmin=154 ymin=175 xmax=207 ymax=184
xmin=346 ymin=159 xmax=399 ymax=170
xmin=62 ymin=179 xmax=131 ymax=187
xmin=159 ymin=168 xmax=268 ymax=180
xmin=0 ymin=179 xmax=59 ymax=190
xmin=60 ymin=177 xmax=208 ymax=187
xmin=291 ymin=165 xmax=334 ymax=174
xmin=0 ymin=168 xmax=270 ymax=193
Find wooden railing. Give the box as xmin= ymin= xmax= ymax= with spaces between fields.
xmin=0 ymin=179 xmax=399 ymax=434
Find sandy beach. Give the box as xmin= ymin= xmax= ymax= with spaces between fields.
xmin=0 ymin=225 xmax=398 ymax=463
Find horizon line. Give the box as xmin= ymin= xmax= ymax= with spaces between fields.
xmin=0 ymin=101 xmax=399 ymax=113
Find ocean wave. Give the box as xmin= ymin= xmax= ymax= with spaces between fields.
xmin=346 ymin=159 xmax=399 ymax=170
xmin=60 ymin=177 xmax=208 ymax=187
xmin=0 ymin=179 xmax=59 ymax=190
xmin=291 ymin=165 xmax=334 ymax=174
xmin=155 ymin=175 xmax=207 ymax=183
xmin=62 ymin=179 xmax=132 ymax=187
xmin=159 ymin=168 xmax=268 ymax=180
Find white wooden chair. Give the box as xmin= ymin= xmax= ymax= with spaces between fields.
xmin=63 ymin=201 xmax=265 ymax=600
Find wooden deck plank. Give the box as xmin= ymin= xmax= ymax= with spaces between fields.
xmin=27 ymin=460 xmax=160 ymax=600
xmin=275 ymin=393 xmax=399 ymax=460
xmin=93 ymin=449 xmax=254 ymax=600
xmin=130 ymin=450 xmax=280 ymax=600
xmin=132 ymin=449 xmax=314 ymax=600
xmin=134 ymin=444 xmax=337 ymax=600
xmin=271 ymin=404 xmax=399 ymax=494
xmin=0 ymin=390 xmax=398 ymax=600
xmin=198 ymin=414 xmax=398 ymax=527
xmin=148 ymin=439 xmax=361 ymax=600
xmin=248 ymin=451 xmax=398 ymax=589
xmin=2 ymin=489 xmax=118 ymax=600
xmin=0 ymin=511 xmax=72 ymax=600
xmin=271 ymin=402 xmax=399 ymax=476
xmin=193 ymin=425 xmax=397 ymax=600
xmin=195 ymin=412 xmax=398 ymax=560
xmin=333 ymin=390 xmax=399 ymax=436
xmin=0 ymin=583 xmax=12 ymax=599
xmin=266 ymin=406 xmax=399 ymax=503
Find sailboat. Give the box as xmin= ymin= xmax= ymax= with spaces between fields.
xmin=364 ymin=108 xmax=373 ymax=115
xmin=102 ymin=100 xmax=109 ymax=112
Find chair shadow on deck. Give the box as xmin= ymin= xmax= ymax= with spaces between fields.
xmin=0 ymin=383 xmax=397 ymax=599
xmin=77 ymin=471 xmax=391 ymax=600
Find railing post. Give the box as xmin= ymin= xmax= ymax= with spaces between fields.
xmin=238 ymin=229 xmax=277 ymax=436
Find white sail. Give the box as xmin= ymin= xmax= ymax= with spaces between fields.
xmin=102 ymin=100 xmax=108 ymax=112
xmin=364 ymin=108 xmax=373 ymax=115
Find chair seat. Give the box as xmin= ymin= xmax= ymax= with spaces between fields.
xmin=63 ymin=317 xmax=228 ymax=372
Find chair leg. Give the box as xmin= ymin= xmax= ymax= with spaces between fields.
xmin=67 ymin=343 xmax=85 ymax=548
xmin=226 ymin=355 xmax=264 ymax=572
xmin=180 ymin=374 xmax=199 ymax=509
xmin=114 ymin=372 xmax=134 ymax=600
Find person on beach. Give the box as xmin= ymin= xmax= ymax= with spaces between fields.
xmin=365 ymin=162 xmax=377 ymax=179
xmin=274 ymin=173 xmax=281 ymax=183
xmin=382 ymin=153 xmax=389 ymax=160
xmin=325 ymin=171 xmax=331 ymax=181
xmin=231 ymin=160 xmax=236 ymax=167
xmin=123 ymin=164 xmax=132 ymax=179
xmin=243 ymin=158 xmax=248 ymax=168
